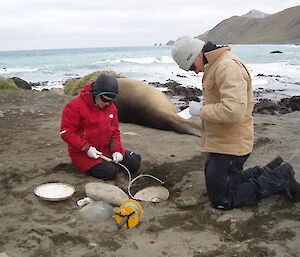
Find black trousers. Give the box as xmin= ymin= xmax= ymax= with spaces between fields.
xmin=87 ymin=150 xmax=141 ymax=180
xmin=205 ymin=153 xmax=266 ymax=210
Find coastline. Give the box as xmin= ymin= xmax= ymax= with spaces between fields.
xmin=5 ymin=75 xmax=300 ymax=115
xmin=1 ymin=44 xmax=300 ymax=98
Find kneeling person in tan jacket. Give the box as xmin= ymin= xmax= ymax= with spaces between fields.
xmin=172 ymin=36 xmax=300 ymax=209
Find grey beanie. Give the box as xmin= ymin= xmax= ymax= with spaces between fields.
xmin=171 ymin=36 xmax=205 ymax=71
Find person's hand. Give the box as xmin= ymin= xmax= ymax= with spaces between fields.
xmin=189 ymin=101 xmax=203 ymax=116
xmin=87 ymin=146 xmax=102 ymax=159
xmin=112 ymin=152 xmax=123 ymax=163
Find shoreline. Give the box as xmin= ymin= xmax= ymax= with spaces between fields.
xmin=6 ymin=75 xmax=300 ymax=115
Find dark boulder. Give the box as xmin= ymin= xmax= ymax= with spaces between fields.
xmin=253 ymin=99 xmax=280 ymax=115
xmin=256 ymin=74 xmax=282 ymax=78
xmin=148 ymin=80 xmax=202 ymax=111
xmin=280 ymin=96 xmax=300 ymax=112
xmin=10 ymin=77 xmax=32 ymax=90
xmin=253 ymin=96 xmax=300 ymax=114
xmin=150 ymin=80 xmax=202 ymax=98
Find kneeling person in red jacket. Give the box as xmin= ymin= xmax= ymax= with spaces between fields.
xmin=60 ymin=73 xmax=141 ymax=180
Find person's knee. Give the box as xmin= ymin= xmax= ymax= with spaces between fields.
xmin=211 ymin=197 xmax=233 ymax=211
xmin=121 ymin=151 xmax=141 ymax=173
xmin=103 ymin=165 xmax=118 ymax=180
xmin=87 ymin=162 xmax=118 ymax=181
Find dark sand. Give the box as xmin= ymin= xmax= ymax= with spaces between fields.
xmin=0 ymin=90 xmax=299 ymax=257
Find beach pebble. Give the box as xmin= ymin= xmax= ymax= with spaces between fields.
xmin=85 ymin=182 xmax=129 ymax=206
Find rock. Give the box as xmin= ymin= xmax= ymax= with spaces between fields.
xmin=279 ymin=96 xmax=300 ymax=112
xmin=85 ymin=182 xmax=129 ymax=206
xmin=149 ymin=80 xmax=202 ymax=110
xmin=253 ymin=96 xmax=300 ymax=114
xmin=166 ymin=40 xmax=175 ymax=46
xmin=10 ymin=77 xmax=31 ymax=90
xmin=256 ymin=73 xmax=282 ymax=78
xmin=270 ymin=50 xmax=283 ymax=54
xmin=29 ymin=81 xmax=49 ymax=88
xmin=253 ymin=99 xmax=278 ymax=114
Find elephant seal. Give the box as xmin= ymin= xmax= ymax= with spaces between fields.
xmin=115 ymin=78 xmax=200 ymax=136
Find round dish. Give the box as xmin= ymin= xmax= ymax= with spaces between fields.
xmin=34 ymin=183 xmax=75 ymax=201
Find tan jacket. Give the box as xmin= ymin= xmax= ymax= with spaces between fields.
xmin=199 ymin=46 xmax=254 ymax=156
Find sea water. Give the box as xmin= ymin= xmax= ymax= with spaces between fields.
xmin=0 ymin=45 xmax=299 ymax=99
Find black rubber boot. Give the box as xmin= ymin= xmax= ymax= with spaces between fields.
xmin=253 ymin=162 xmax=294 ymax=200
xmin=265 ymin=156 xmax=284 ymax=170
xmin=290 ymin=181 xmax=300 ymax=202
xmin=283 ymin=162 xmax=300 ymax=202
xmin=242 ymin=156 xmax=284 ymax=182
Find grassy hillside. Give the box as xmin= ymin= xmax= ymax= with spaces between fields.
xmin=64 ymin=70 xmax=123 ymax=96
xmin=0 ymin=77 xmax=22 ymax=91
xmin=197 ymin=6 xmax=300 ymax=44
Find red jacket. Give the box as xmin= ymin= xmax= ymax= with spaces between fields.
xmin=60 ymin=83 xmax=125 ymax=172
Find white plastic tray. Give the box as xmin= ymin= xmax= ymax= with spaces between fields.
xmin=34 ymin=183 xmax=75 ymax=201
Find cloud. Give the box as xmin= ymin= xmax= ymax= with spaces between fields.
xmin=0 ymin=0 xmax=298 ymax=50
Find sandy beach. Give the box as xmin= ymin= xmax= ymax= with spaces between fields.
xmin=0 ymin=89 xmax=300 ymax=257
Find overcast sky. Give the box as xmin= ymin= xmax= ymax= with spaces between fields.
xmin=0 ymin=0 xmax=298 ymax=51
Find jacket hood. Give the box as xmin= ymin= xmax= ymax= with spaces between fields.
xmin=79 ymin=83 xmax=95 ymax=107
xmin=81 ymin=83 xmax=92 ymax=93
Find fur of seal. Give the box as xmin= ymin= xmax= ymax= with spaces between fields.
xmin=115 ymin=78 xmax=200 ymax=136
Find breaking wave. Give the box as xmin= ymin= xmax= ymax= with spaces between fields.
xmin=96 ymin=56 xmax=173 ymax=65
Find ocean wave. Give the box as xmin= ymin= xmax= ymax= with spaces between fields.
xmin=0 ymin=67 xmax=39 ymax=74
xmin=252 ymin=78 xmax=268 ymax=86
xmin=249 ymin=62 xmax=300 ymax=80
xmin=95 ymin=56 xmax=174 ymax=65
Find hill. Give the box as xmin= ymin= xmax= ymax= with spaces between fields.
xmin=196 ymin=6 xmax=300 ymax=44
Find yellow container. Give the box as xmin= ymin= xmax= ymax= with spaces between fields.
xmin=114 ymin=200 xmax=143 ymax=229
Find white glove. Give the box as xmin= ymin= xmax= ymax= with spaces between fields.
xmin=112 ymin=152 xmax=123 ymax=163
xmin=189 ymin=101 xmax=203 ymax=116
xmin=87 ymin=147 xmax=102 ymax=159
